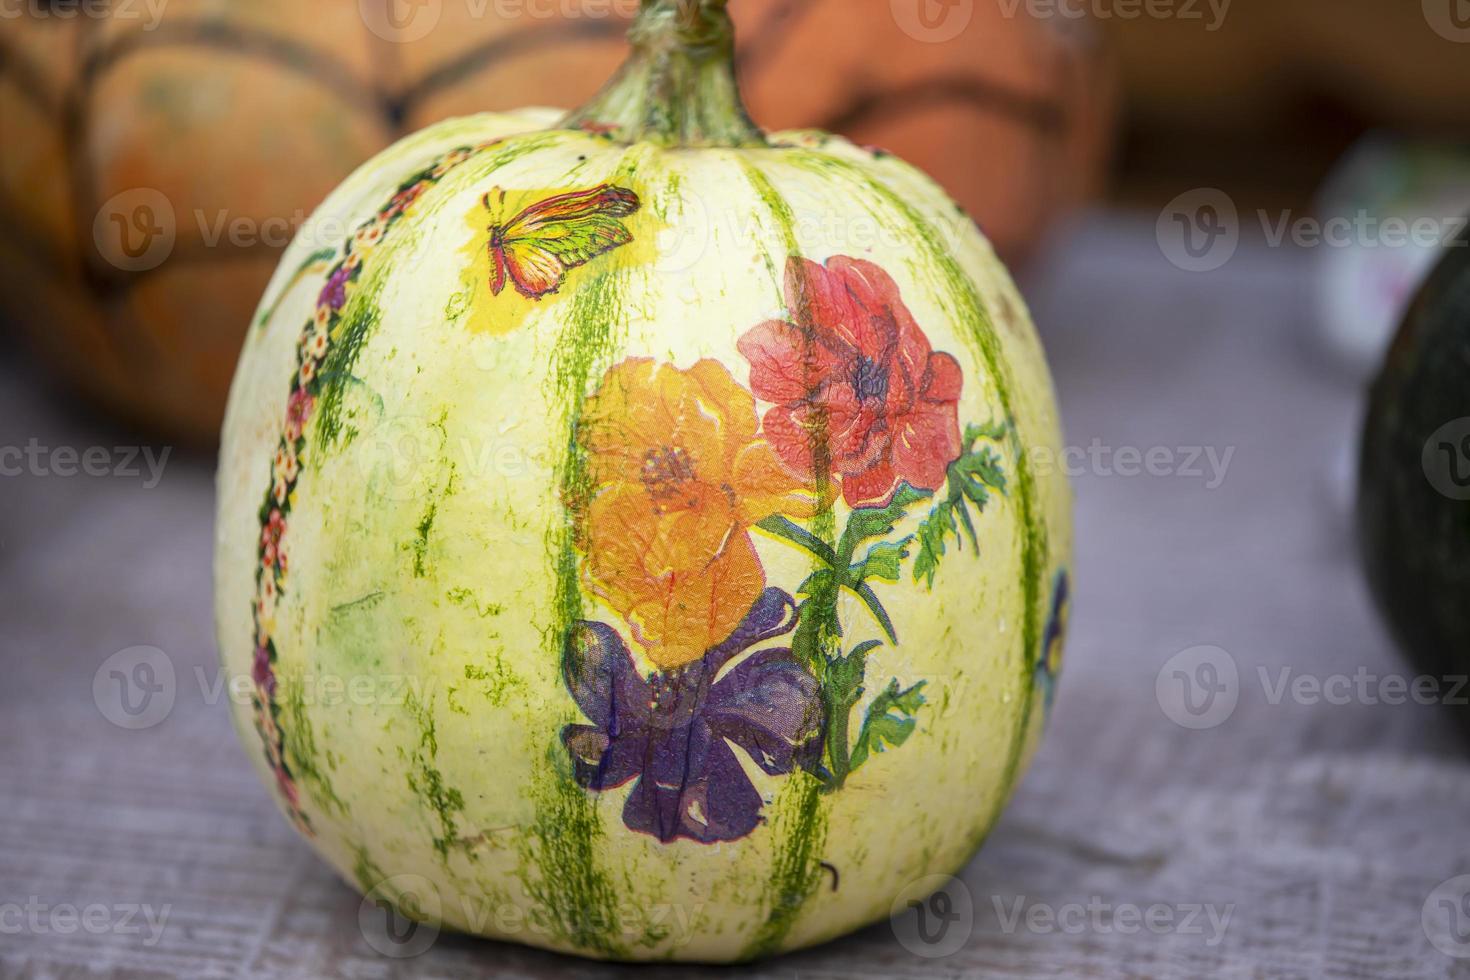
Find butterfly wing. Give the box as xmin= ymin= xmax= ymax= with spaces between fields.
xmin=500 ymin=241 xmax=569 ymax=299
xmin=488 ymin=239 xmax=508 ymax=296
xmin=494 ymin=185 xmax=641 ymax=299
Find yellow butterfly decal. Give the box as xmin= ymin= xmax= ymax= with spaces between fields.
xmin=483 ymin=184 xmax=642 ymax=300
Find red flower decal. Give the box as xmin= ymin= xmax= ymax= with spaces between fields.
xmin=737 ymin=256 xmax=963 ymax=508
xmin=261 ymin=510 xmax=287 ymax=573
xmin=284 ymin=389 xmax=315 ymax=442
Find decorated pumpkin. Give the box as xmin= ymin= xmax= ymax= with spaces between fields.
xmin=217 ymin=0 xmax=1073 ymax=960
xmin=0 ymin=0 xmax=1109 ymax=445
xmin=1359 ymin=220 xmax=1470 ymax=740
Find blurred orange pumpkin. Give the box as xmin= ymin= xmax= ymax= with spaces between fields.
xmin=0 ymin=0 xmax=1112 ymax=444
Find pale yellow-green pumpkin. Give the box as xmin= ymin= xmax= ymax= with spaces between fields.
xmin=215 ymin=0 xmax=1072 ymax=962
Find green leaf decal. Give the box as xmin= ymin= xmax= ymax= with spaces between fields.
xmin=757 ymin=515 xmax=840 ymax=567
xmin=837 ymin=483 xmax=931 ymax=556
xmin=754 ymin=420 xmax=1007 ymax=793
xmin=851 ymin=538 xmax=911 ymax=583
xmin=849 ymin=679 xmax=927 ymax=773
xmin=912 ymin=422 xmax=1010 ymax=588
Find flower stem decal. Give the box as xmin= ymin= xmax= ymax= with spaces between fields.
xmin=561 ymin=255 xmax=1015 ymax=841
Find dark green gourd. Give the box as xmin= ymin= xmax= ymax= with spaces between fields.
xmin=1359 ymin=220 xmax=1470 ymax=739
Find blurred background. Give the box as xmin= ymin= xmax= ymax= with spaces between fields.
xmin=4 ymin=1 xmax=1470 ymax=976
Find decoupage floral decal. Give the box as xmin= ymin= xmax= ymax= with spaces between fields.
xmin=483 ymin=184 xmax=641 ymax=299
xmin=738 ymin=256 xmax=964 ymax=509
xmin=1034 ymin=570 xmax=1070 ymax=714
xmin=562 ymin=589 xmax=821 ymax=844
xmin=456 ymin=184 xmax=642 ymax=336
xmin=563 ymin=255 xmax=1016 ymax=844
xmin=578 ymin=357 xmax=825 ymax=669
xmin=249 ymin=143 xmax=489 ymax=832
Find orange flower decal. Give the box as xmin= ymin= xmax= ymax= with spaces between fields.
xmin=580 ymin=358 xmax=822 ymax=670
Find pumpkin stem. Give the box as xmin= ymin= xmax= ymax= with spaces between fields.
xmin=561 ymin=0 xmax=766 ymax=148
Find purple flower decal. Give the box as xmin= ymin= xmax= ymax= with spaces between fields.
xmin=317 ymin=264 xmax=352 ymax=312
xmin=561 ymin=588 xmax=823 ymax=844
xmin=252 ymin=644 xmax=275 ymax=697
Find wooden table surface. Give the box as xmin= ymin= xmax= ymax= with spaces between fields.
xmin=4 ymin=215 xmax=1469 ymax=979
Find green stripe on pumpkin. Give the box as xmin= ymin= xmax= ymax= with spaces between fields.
xmin=737 ymin=155 xmax=831 ymax=961
xmin=519 ymin=140 xmax=651 ymax=959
